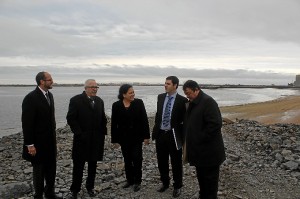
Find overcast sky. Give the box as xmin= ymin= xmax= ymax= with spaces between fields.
xmin=0 ymin=0 xmax=300 ymax=85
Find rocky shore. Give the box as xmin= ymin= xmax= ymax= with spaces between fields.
xmin=1 ymin=117 xmax=300 ymax=199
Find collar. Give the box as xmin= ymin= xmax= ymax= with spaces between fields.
xmin=38 ymin=86 xmax=47 ymax=95
xmin=166 ymin=92 xmax=177 ymax=98
xmin=190 ymin=90 xmax=202 ymax=105
xmin=83 ymin=91 xmax=95 ymax=100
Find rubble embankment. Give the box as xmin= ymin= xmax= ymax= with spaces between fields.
xmin=0 ymin=117 xmax=299 ymax=199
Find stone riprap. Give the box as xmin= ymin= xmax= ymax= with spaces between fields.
xmin=0 ymin=118 xmax=300 ymax=199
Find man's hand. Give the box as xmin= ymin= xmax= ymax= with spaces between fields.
xmin=27 ymin=145 xmax=36 ymax=156
xmin=112 ymin=143 xmax=120 ymax=149
xmin=144 ymin=139 xmax=150 ymax=145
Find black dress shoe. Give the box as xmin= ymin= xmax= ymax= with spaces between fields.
xmin=133 ymin=184 xmax=141 ymax=192
xmin=189 ymin=192 xmax=200 ymax=199
xmin=33 ymin=194 xmax=43 ymax=199
xmin=87 ymin=189 xmax=96 ymax=197
xmin=173 ymin=188 xmax=181 ymax=198
xmin=122 ymin=182 xmax=133 ymax=188
xmin=69 ymin=192 xmax=78 ymax=199
xmin=157 ymin=184 xmax=169 ymax=192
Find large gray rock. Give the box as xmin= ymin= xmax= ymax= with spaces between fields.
xmin=0 ymin=182 xmax=31 ymax=199
xmin=282 ymin=161 xmax=299 ymax=171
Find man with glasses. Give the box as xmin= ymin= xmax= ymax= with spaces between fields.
xmin=183 ymin=80 xmax=225 ymax=199
xmin=22 ymin=72 xmax=62 ymax=199
xmin=67 ymin=79 xmax=107 ymax=198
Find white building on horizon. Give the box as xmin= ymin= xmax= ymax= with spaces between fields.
xmin=294 ymin=75 xmax=300 ymax=86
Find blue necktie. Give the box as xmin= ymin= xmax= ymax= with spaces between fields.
xmin=162 ymin=96 xmax=173 ymax=128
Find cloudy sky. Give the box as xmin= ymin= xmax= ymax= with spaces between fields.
xmin=0 ymin=0 xmax=299 ymax=85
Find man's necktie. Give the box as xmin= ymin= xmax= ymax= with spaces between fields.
xmin=45 ymin=92 xmax=50 ymax=105
xmin=162 ymin=96 xmax=173 ymax=128
xmin=89 ymin=97 xmax=95 ymax=109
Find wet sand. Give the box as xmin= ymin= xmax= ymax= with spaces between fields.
xmin=220 ymin=95 xmax=300 ymax=124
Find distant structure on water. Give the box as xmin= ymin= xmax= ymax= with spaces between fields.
xmin=294 ymin=75 xmax=300 ymax=86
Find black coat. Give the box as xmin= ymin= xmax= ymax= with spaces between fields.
xmin=67 ymin=91 xmax=107 ymax=161
xmin=22 ymin=87 xmax=57 ymax=163
xmin=152 ymin=93 xmax=188 ymax=144
xmin=184 ymin=91 xmax=226 ymax=167
xmin=111 ymin=98 xmax=150 ymax=144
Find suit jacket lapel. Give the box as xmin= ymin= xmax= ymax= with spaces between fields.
xmin=171 ymin=93 xmax=179 ymax=118
xmin=82 ymin=91 xmax=95 ymax=111
xmin=36 ymin=87 xmax=51 ymax=107
xmin=48 ymin=91 xmax=54 ymax=106
xmin=93 ymin=98 xmax=100 ymax=110
xmin=158 ymin=93 xmax=167 ymax=118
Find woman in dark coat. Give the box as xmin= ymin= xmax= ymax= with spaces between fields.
xmin=111 ymin=84 xmax=150 ymax=192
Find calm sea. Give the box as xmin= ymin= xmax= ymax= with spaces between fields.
xmin=1 ymin=86 xmax=299 ymax=138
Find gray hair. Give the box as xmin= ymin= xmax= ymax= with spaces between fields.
xmin=84 ymin=79 xmax=96 ymax=87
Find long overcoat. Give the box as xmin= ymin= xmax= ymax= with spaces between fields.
xmin=67 ymin=91 xmax=107 ymax=161
xmin=184 ymin=91 xmax=226 ymax=167
xmin=22 ymin=87 xmax=57 ymax=163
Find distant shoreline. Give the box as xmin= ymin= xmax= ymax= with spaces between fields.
xmin=1 ymin=83 xmax=300 ymax=89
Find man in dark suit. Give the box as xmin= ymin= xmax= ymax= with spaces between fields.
xmin=67 ymin=79 xmax=107 ymax=199
xmin=183 ymin=80 xmax=226 ymax=199
xmin=152 ymin=76 xmax=188 ymax=198
xmin=22 ymin=71 xmax=62 ymax=199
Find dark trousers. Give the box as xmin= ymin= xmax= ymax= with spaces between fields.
xmin=196 ymin=165 xmax=220 ymax=199
xmin=121 ymin=142 xmax=143 ymax=185
xmin=70 ymin=159 xmax=97 ymax=193
xmin=32 ymin=161 xmax=56 ymax=197
xmin=155 ymin=130 xmax=183 ymax=189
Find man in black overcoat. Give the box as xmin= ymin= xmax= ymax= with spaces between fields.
xmin=22 ymin=71 xmax=62 ymax=199
xmin=152 ymin=76 xmax=188 ymax=198
xmin=67 ymin=79 xmax=107 ymax=198
xmin=183 ymin=80 xmax=226 ymax=199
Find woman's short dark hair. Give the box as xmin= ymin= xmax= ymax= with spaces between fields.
xmin=183 ymin=80 xmax=200 ymax=91
xmin=35 ymin=72 xmax=46 ymax=85
xmin=118 ymin=84 xmax=133 ymax=100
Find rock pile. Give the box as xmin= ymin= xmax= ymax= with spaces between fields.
xmin=225 ymin=119 xmax=300 ymax=172
xmin=0 ymin=118 xmax=299 ymax=198
xmin=220 ymin=119 xmax=300 ymax=199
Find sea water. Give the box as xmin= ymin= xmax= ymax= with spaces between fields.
xmin=0 ymin=86 xmax=299 ymax=137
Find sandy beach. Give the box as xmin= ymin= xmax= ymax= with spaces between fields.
xmin=220 ymin=95 xmax=300 ymax=124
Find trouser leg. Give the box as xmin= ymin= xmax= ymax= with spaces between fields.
xmin=155 ymin=133 xmax=170 ymax=186
xmin=70 ymin=159 xmax=85 ymax=193
xmin=132 ymin=143 xmax=143 ymax=184
xmin=44 ymin=160 xmax=56 ymax=196
xmin=121 ymin=144 xmax=134 ymax=184
xmin=86 ymin=161 xmax=97 ymax=190
xmin=32 ymin=163 xmax=45 ymax=197
xmin=196 ymin=165 xmax=220 ymax=199
xmin=170 ymin=147 xmax=183 ymax=189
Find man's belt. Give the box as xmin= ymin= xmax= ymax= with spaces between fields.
xmin=160 ymin=129 xmax=172 ymax=133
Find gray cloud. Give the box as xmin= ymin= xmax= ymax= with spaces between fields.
xmin=0 ymin=65 xmax=295 ymax=85
xmin=0 ymin=0 xmax=299 ymax=77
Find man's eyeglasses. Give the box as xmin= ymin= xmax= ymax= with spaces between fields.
xmin=43 ymin=79 xmax=52 ymax=81
xmin=86 ymin=86 xmax=99 ymax=89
